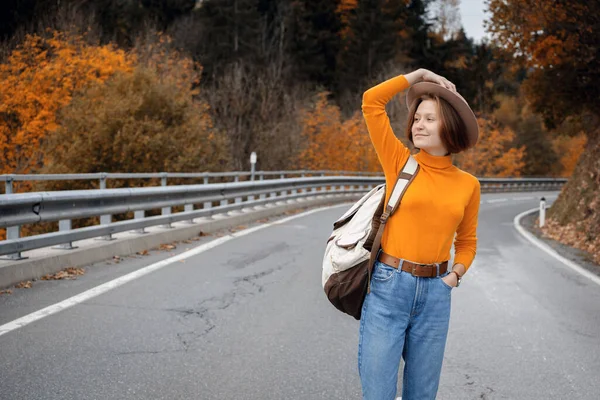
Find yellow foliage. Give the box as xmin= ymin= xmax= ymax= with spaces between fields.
xmin=0 ymin=31 xmax=134 ymax=178
xmin=454 ymin=116 xmax=526 ymax=177
xmin=297 ymin=92 xmax=380 ymax=172
xmin=552 ymin=133 xmax=587 ymax=178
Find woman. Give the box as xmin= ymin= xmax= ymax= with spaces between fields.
xmin=359 ymin=68 xmax=481 ymax=400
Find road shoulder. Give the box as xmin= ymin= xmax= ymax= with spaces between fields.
xmin=519 ymin=210 xmax=600 ymax=278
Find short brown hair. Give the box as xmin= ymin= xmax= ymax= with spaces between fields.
xmin=405 ymin=94 xmax=470 ymax=154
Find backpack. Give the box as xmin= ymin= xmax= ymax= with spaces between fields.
xmin=322 ymin=155 xmax=419 ymax=320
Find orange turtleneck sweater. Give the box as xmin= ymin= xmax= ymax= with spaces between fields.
xmin=362 ymin=74 xmax=480 ymax=272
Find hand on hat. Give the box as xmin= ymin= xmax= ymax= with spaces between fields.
xmin=420 ymin=69 xmax=457 ymax=93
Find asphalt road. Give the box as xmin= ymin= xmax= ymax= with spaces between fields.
xmin=1 ymin=191 xmax=599 ymax=400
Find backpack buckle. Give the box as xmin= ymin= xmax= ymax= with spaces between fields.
xmin=380 ymin=211 xmax=390 ymax=223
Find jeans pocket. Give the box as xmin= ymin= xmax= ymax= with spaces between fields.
xmin=372 ymin=262 xmax=395 ymax=282
xmin=438 ymin=275 xmax=454 ymax=290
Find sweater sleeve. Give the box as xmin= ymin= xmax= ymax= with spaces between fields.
xmin=361 ymin=75 xmax=411 ymax=180
xmin=453 ymin=179 xmax=481 ymax=271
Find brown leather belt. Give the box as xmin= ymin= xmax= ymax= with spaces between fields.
xmin=377 ymin=251 xmax=448 ymax=278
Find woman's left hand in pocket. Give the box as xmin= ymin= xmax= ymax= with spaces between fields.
xmin=441 ymin=273 xmax=458 ymax=288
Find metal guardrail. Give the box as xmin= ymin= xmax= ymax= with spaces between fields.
xmin=0 ymin=173 xmax=567 ymax=260
xmin=0 ymin=170 xmax=382 ymax=192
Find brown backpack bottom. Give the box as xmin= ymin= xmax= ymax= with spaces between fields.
xmin=324 ymin=259 xmax=370 ymax=320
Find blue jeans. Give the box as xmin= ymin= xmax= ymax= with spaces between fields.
xmin=358 ymin=260 xmax=453 ymax=400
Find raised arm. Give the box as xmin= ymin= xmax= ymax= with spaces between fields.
xmin=361 ymin=69 xmax=424 ymax=179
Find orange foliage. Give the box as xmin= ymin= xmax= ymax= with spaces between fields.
xmin=297 ymin=92 xmax=380 ymax=172
xmin=0 ymin=31 xmax=134 ymax=178
xmin=486 ymin=0 xmax=590 ymax=69
xmin=455 ymin=117 xmax=526 ymax=177
xmin=552 ymin=133 xmax=587 ymax=178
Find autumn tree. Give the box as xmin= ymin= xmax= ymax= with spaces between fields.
xmin=297 ymin=92 xmax=380 ymax=172
xmin=454 ymin=117 xmax=526 ymax=177
xmin=487 ymin=0 xmax=600 ymax=259
xmin=492 ymin=94 xmax=560 ymax=177
xmin=41 ymin=67 xmax=230 ymax=176
xmin=0 ymin=30 xmax=134 ymax=184
xmin=552 ymin=133 xmax=587 ymax=178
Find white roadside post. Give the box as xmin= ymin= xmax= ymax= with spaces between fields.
xmin=249 ymin=152 xmax=257 ymax=202
xmin=250 ymin=152 xmax=257 ymax=181
xmin=539 ymin=197 xmax=546 ymax=228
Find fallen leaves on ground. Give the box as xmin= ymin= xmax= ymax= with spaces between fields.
xmin=158 ymin=243 xmax=177 ymax=251
xmin=229 ymin=225 xmax=247 ymax=233
xmin=256 ymin=218 xmax=270 ymax=223
xmin=540 ymin=218 xmax=600 ymax=264
xmin=136 ymin=250 xmax=149 ymax=256
xmin=15 ymin=281 xmax=32 ymax=288
xmin=0 ymin=289 xmax=13 ymax=295
xmin=283 ymin=209 xmax=303 ymax=216
xmin=41 ymin=267 xmax=86 ymax=280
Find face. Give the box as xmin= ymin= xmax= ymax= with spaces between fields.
xmin=411 ymin=99 xmax=448 ymax=156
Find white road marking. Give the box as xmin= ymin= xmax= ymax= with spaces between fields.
xmin=514 ymin=208 xmax=600 ymax=287
xmin=487 ymin=198 xmax=508 ymax=203
xmin=512 ymin=196 xmax=535 ymax=201
xmin=0 ymin=204 xmax=345 ymax=337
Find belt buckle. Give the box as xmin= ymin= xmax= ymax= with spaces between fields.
xmin=412 ymin=264 xmax=417 ymax=276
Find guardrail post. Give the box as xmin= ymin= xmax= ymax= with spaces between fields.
xmin=134 ymin=210 xmax=147 ymax=233
xmin=268 ymin=173 xmax=277 ymax=202
xmin=182 ymin=203 xmax=195 ymax=224
xmin=291 ymin=173 xmax=298 ymax=197
xmin=259 ymin=173 xmax=266 ymax=200
xmin=52 ymin=220 xmax=78 ymax=250
xmin=203 ymin=176 xmax=212 ymax=210
xmin=320 ymin=173 xmax=326 ymax=195
xmin=97 ymin=173 xmax=115 ymax=241
xmin=161 ymin=173 xmax=173 ymax=229
xmin=301 ymin=173 xmax=307 ymax=195
xmin=1 ymin=176 xmax=28 ymax=260
xmin=234 ymin=175 xmax=242 ymax=204
xmin=280 ymin=173 xmax=287 ymax=198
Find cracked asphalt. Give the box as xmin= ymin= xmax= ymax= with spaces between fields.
xmin=0 ymin=191 xmax=599 ymax=399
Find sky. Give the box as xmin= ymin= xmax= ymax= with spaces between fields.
xmin=458 ymin=0 xmax=492 ymax=44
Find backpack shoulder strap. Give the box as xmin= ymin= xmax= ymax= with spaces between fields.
xmin=381 ymin=155 xmax=420 ymax=222
xmin=366 ymin=155 xmax=420 ymax=295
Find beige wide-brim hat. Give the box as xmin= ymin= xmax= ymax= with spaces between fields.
xmin=406 ymin=82 xmax=479 ymax=148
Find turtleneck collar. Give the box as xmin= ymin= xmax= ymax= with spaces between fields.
xmin=415 ymin=149 xmax=453 ymax=169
